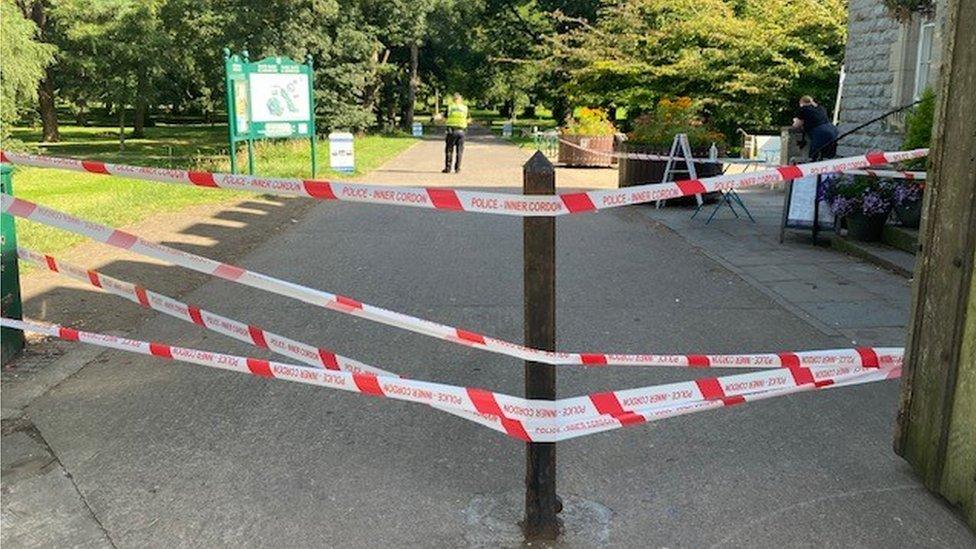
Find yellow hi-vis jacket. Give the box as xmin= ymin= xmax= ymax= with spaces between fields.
xmin=446 ymin=101 xmax=468 ymax=129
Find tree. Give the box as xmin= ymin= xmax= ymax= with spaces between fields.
xmin=0 ymin=0 xmax=56 ymax=144
xmin=555 ymin=0 xmax=847 ymax=135
xmin=16 ymin=0 xmax=60 ymax=141
xmin=49 ymin=0 xmax=172 ymax=145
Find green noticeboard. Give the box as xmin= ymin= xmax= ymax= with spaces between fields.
xmin=223 ymin=49 xmax=317 ymax=176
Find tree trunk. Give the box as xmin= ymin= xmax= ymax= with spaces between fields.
xmin=133 ymin=72 xmax=148 ymax=138
xmin=502 ymin=99 xmax=515 ymax=119
xmin=118 ymin=109 xmax=126 ymax=151
xmin=75 ymin=99 xmax=88 ymax=126
xmin=37 ymin=74 xmax=60 ymax=142
xmin=402 ymin=43 xmax=418 ymax=129
xmin=364 ymin=48 xmax=391 ymax=129
xmin=26 ymin=1 xmax=60 ymax=142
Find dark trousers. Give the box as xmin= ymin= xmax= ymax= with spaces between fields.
xmin=445 ymin=128 xmax=465 ymax=170
xmin=808 ymin=123 xmax=839 ymax=160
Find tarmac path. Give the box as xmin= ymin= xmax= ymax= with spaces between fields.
xmin=7 ymin=131 xmax=974 ymax=547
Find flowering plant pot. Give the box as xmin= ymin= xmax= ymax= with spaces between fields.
xmin=557 ymin=135 xmax=614 ymax=167
xmin=893 ymin=181 xmax=924 ymax=228
xmin=618 ymin=97 xmax=724 ymax=204
xmin=821 ymin=174 xmax=895 ymax=238
xmin=558 ymin=108 xmax=616 ymax=167
xmin=617 ymin=142 xmax=722 ymax=205
xmin=845 ymin=213 xmax=889 ymax=241
xmin=894 ymin=199 xmax=923 ymax=228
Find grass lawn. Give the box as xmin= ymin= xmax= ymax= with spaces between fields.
xmin=6 ymin=124 xmax=416 ymax=255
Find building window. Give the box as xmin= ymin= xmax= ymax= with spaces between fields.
xmin=913 ymin=21 xmax=935 ymax=100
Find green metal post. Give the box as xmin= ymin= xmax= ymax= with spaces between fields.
xmin=223 ymin=48 xmax=237 ymax=174
xmin=307 ymin=53 xmax=318 ymax=178
xmin=1 ymin=164 xmax=25 ymax=362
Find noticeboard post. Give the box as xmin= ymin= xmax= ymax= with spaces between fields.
xmin=223 ymin=49 xmax=317 ymax=177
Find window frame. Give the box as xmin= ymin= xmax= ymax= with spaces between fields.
xmin=913 ymin=21 xmax=936 ymax=100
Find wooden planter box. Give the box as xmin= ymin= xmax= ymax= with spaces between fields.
xmin=557 ymin=135 xmax=614 ymax=167
xmin=618 ymin=142 xmax=723 ymax=204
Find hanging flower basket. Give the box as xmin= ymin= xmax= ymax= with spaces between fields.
xmin=882 ymin=0 xmax=935 ymax=22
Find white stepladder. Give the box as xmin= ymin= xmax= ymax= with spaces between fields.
xmin=655 ymin=133 xmax=703 ymax=209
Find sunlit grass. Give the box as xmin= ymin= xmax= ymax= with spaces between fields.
xmin=6 ymin=124 xmax=416 ymax=255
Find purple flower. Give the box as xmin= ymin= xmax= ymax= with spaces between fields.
xmin=821 ymin=173 xmax=896 ymax=218
xmin=861 ymin=191 xmax=892 ymax=216
xmin=893 ymin=182 xmax=923 ymax=205
xmin=829 ymin=196 xmax=856 ymax=217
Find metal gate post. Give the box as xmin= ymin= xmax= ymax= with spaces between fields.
xmin=1 ymin=164 xmax=25 ymax=362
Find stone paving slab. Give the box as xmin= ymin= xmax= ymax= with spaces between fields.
xmin=641 ymin=188 xmax=915 ymax=347
xmin=1 ymin=427 xmax=112 ymax=548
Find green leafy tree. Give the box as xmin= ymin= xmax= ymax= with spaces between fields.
xmin=0 ymin=0 xmax=56 ymax=144
xmin=555 ymin=0 xmax=847 ymax=135
xmin=49 ymin=0 xmax=172 ymax=143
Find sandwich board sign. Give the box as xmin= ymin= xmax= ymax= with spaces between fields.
xmin=223 ymin=49 xmax=317 ymax=176
xmin=780 ymin=173 xmax=835 ymax=243
xmin=329 ymin=132 xmax=355 ymax=173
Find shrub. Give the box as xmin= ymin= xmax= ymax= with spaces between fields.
xmin=902 ymin=88 xmax=935 ymax=169
xmin=627 ymin=97 xmax=724 ymax=149
xmin=561 ymin=107 xmax=616 ymax=136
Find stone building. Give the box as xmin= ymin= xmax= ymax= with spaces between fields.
xmin=834 ymin=1 xmax=943 ymax=157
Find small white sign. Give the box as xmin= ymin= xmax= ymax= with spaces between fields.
xmin=412 ymin=122 xmax=423 ymax=137
xmin=329 ymin=132 xmax=355 ymax=173
xmin=502 ymin=122 xmax=512 ymax=138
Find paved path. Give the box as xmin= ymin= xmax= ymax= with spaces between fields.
xmin=642 ymin=188 xmax=914 ymax=347
xmin=355 ymin=124 xmax=619 ymax=189
xmin=3 ymin=138 xmax=973 ymax=547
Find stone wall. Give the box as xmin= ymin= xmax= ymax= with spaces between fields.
xmin=836 ymin=1 xmax=946 ymax=157
xmin=836 ymin=0 xmax=905 ymax=157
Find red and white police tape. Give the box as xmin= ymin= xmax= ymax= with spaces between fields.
xmin=3 ymin=195 xmax=902 ymax=369
xmin=16 ymin=247 xmax=390 ymax=376
xmin=0 ymin=148 xmax=928 ymax=217
xmin=556 ymin=138 xmax=928 ymax=175
xmin=12 ymin=248 xmax=519 ymax=434
xmin=842 ymin=169 xmax=926 ymax=180
xmin=0 ymin=317 xmax=901 ymax=441
xmin=555 ymin=137 xmax=762 ymax=164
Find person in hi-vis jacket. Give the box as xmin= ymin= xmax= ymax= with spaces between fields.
xmin=443 ymin=94 xmax=468 ymax=173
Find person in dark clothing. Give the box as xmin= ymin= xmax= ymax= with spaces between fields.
xmin=793 ymin=95 xmax=839 ymax=159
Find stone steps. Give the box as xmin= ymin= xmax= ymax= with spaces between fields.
xmin=882 ymin=225 xmax=919 ymax=254
xmin=830 ymin=233 xmax=917 ymax=277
